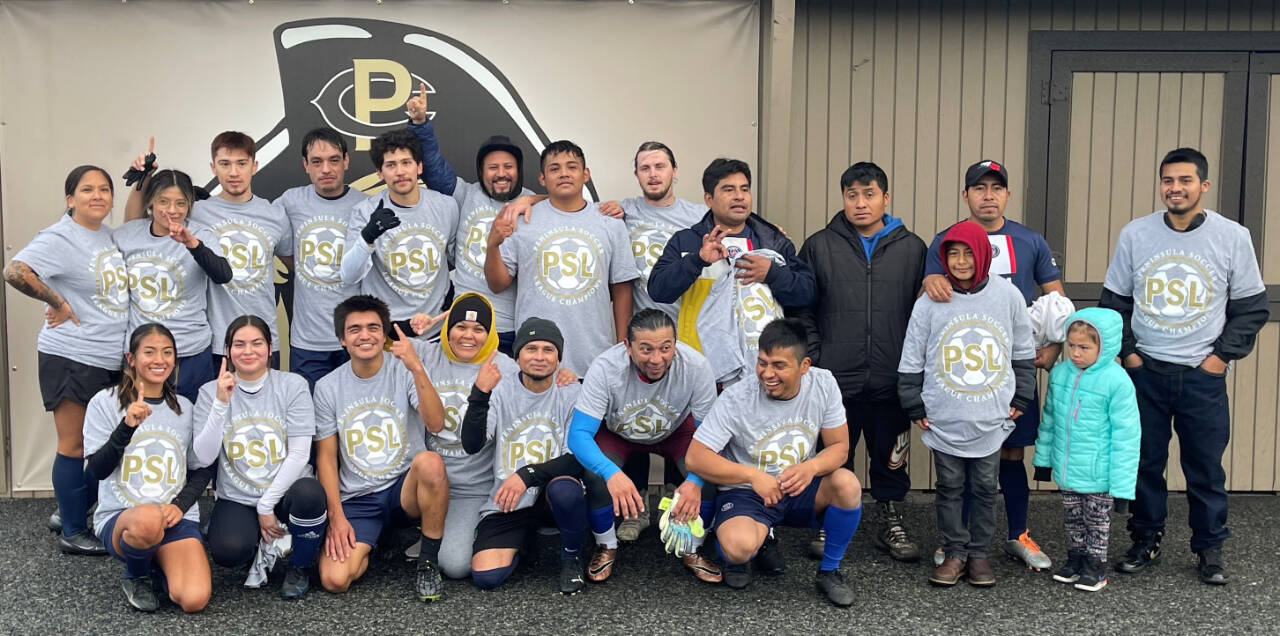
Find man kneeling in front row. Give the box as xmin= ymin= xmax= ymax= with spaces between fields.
xmin=685 ymin=318 xmax=862 ymax=606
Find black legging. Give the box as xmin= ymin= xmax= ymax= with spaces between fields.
xmin=207 ymin=477 xmax=327 ymax=568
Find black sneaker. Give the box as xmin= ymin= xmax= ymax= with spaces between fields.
xmin=754 ymin=533 xmax=786 ymax=576
xmin=815 ymin=569 xmax=854 ymax=607
xmin=723 ymin=561 xmax=751 ymax=590
xmin=59 ymin=529 xmax=107 ymax=556
xmin=122 ymin=576 xmax=159 ymax=612
xmin=1116 ymin=531 xmax=1162 ymax=573
xmin=1073 ymin=556 xmax=1108 ymax=592
xmin=1052 ymin=550 xmax=1085 ymax=583
xmin=1196 ymin=547 xmax=1229 ymax=585
xmin=47 ymin=509 xmax=62 ymax=533
xmin=874 ymin=502 xmax=921 ymax=562
xmin=281 ymin=563 xmax=311 ymax=600
xmin=415 ymin=560 xmax=444 ymax=602
xmin=559 ymin=554 xmax=585 ymax=595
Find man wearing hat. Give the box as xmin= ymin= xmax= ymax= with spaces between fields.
xmin=919 ymin=160 xmax=1066 ymax=571
xmin=461 ymin=316 xmax=592 ymax=594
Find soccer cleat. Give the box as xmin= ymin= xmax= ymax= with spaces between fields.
xmin=1052 ymin=551 xmax=1086 ymax=584
xmin=1116 ymin=531 xmax=1162 ymax=573
xmin=559 ymin=554 xmax=585 ymax=595
xmin=1004 ymin=531 xmax=1052 ymax=570
xmin=815 ymin=569 xmax=855 ymax=607
xmin=874 ymin=502 xmax=921 ymax=562
xmin=722 ymin=561 xmax=751 ymax=590
xmin=754 ymin=533 xmax=786 ymax=576
xmin=617 ymin=509 xmax=651 ymax=542
xmin=122 ymin=576 xmax=159 ymax=613
xmin=414 ymin=560 xmax=444 ymax=602
xmin=807 ymin=530 xmax=825 ymax=560
xmin=681 ymin=553 xmax=722 ymax=583
xmin=1073 ymin=556 xmax=1108 ymax=592
xmin=59 ymin=530 xmax=107 ymax=556
xmin=586 ymin=545 xmax=617 ymax=583
xmin=281 ymin=564 xmax=311 ymax=600
xmin=1196 ymin=547 xmax=1228 ymax=585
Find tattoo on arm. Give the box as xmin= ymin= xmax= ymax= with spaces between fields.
xmin=4 ymin=261 xmax=66 ymax=307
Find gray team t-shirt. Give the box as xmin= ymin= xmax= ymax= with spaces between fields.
xmin=1103 ymin=210 xmax=1267 ymax=367
xmin=278 ymin=185 xmax=368 ymax=352
xmin=897 ymin=275 xmax=1035 ymax=458
xmin=499 ymin=200 xmax=639 ymax=374
xmin=479 ymin=378 xmax=582 ymax=517
xmin=451 ymin=178 xmax=532 ymax=333
xmin=113 ymin=218 xmax=217 ymax=357
xmin=190 ymin=196 xmax=292 ymax=355
xmin=346 ymin=188 xmax=459 ymax=321
xmin=194 ymin=370 xmax=315 ymax=508
xmin=414 ymin=340 xmax=519 ymax=498
xmin=621 ymin=196 xmax=705 ymax=317
xmin=83 ymin=389 xmax=201 ymax=529
xmin=314 ymin=353 xmax=427 ymax=500
xmin=575 ymin=342 xmax=717 ymax=443
xmin=13 ymin=214 xmax=129 ymax=369
xmin=693 ymin=367 xmax=845 ymax=491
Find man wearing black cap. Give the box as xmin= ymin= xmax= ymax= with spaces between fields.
xmin=920 ymin=160 xmax=1065 ymax=572
xmin=404 ymin=92 xmax=535 ymax=354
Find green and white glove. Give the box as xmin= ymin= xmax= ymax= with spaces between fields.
xmin=658 ymin=494 xmax=705 ymax=558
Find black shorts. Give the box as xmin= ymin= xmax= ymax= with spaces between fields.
xmin=38 ymin=352 xmax=120 ymax=411
xmin=472 ymin=498 xmax=552 ymax=553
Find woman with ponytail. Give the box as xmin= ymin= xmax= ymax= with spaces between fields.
xmin=192 ymin=316 xmax=326 ymax=600
xmin=83 ymin=323 xmax=214 ymax=613
xmin=4 ymin=165 xmax=129 ymax=554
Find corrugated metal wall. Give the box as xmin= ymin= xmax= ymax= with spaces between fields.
xmin=786 ymin=0 xmax=1280 ymax=492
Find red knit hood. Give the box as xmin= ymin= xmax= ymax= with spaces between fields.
xmin=940 ymin=221 xmax=992 ymax=289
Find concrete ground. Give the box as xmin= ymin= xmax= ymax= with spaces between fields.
xmin=1 ymin=493 xmax=1277 ymax=634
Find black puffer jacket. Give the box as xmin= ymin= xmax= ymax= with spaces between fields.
xmin=796 ymin=212 xmax=926 ymax=401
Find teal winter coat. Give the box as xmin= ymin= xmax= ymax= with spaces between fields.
xmin=1033 ymin=307 xmax=1141 ymax=499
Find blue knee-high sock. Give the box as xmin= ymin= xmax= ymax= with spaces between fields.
xmin=546 ymin=480 xmax=588 ymax=559
xmin=52 ymin=454 xmax=88 ymax=536
xmin=119 ymin=538 xmax=159 ymax=579
xmin=699 ymin=500 xmax=716 ymax=527
xmin=83 ymin=464 xmax=99 ymax=511
xmin=588 ymin=505 xmax=614 ymax=535
xmin=286 ymin=511 xmax=327 ymax=568
xmin=1000 ymin=459 xmax=1030 ymax=539
xmin=820 ymin=504 xmax=863 ymax=571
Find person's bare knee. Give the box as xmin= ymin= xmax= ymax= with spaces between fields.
xmin=716 ymin=520 xmax=765 ymax=563
xmin=170 ymin=584 xmax=210 ymax=613
xmin=828 ymin=468 xmax=862 ymax=509
xmin=319 ymin=558 xmax=354 ymax=593
xmin=122 ymin=507 xmax=165 ymax=548
xmin=411 ymin=451 xmax=447 ymax=490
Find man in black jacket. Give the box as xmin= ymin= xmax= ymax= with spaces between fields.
xmin=796 ymin=162 xmax=926 ymax=562
xmin=648 ymin=158 xmax=815 ymax=386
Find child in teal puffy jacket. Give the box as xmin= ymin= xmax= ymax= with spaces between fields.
xmin=1034 ymin=307 xmax=1140 ymax=592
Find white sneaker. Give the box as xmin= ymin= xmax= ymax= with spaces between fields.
xmin=617 ymin=509 xmax=651 ymax=542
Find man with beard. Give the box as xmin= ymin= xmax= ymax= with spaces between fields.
xmin=566 ymin=310 xmax=721 ymax=584
xmin=340 ymin=130 xmax=459 ymax=335
xmin=1100 ymin=147 xmax=1267 ymax=585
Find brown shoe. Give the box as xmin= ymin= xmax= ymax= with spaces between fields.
xmin=967 ymin=557 xmax=996 ymax=586
xmin=930 ymin=556 xmax=965 ymax=586
xmin=586 ymin=545 xmax=617 ymax=582
xmin=681 ymin=553 xmax=723 ymax=583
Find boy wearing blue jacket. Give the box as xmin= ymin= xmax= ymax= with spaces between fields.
xmin=1034 ymin=308 xmax=1141 ymax=592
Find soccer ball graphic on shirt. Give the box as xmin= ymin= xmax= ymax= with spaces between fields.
xmin=629 ymin=223 xmax=674 ymax=280
xmin=938 ymin=322 xmax=1008 ymax=394
xmin=342 ymin=404 xmax=407 ymax=477
xmin=536 ymin=230 xmax=600 ymax=301
xmin=223 ymin=416 xmax=288 ymax=489
xmin=117 ymin=431 xmax=185 ymax=505
xmin=217 ymin=224 xmax=271 ymax=291
xmin=127 ymin=256 xmax=184 ymax=318
xmin=298 ymin=220 xmax=348 ymax=287
xmin=383 ymin=228 xmax=444 ymax=294
xmin=1139 ymin=257 xmax=1213 ymax=327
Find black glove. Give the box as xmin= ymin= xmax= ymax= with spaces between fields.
xmin=1033 ymin=466 xmax=1053 ymax=482
xmin=361 ymin=202 xmax=401 ymax=244
xmin=193 ymin=186 xmax=211 ymax=201
xmin=122 ymin=153 xmax=157 ymax=190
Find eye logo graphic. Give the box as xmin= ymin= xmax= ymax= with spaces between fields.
xmin=230 ymin=18 xmax=597 ymax=203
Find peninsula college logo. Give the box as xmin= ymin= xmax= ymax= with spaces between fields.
xmin=230 ymin=18 xmax=597 ymax=202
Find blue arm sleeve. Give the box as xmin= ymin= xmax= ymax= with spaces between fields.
xmin=567 ymin=408 xmax=620 ymax=480
xmin=407 ymin=120 xmax=457 ymax=196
